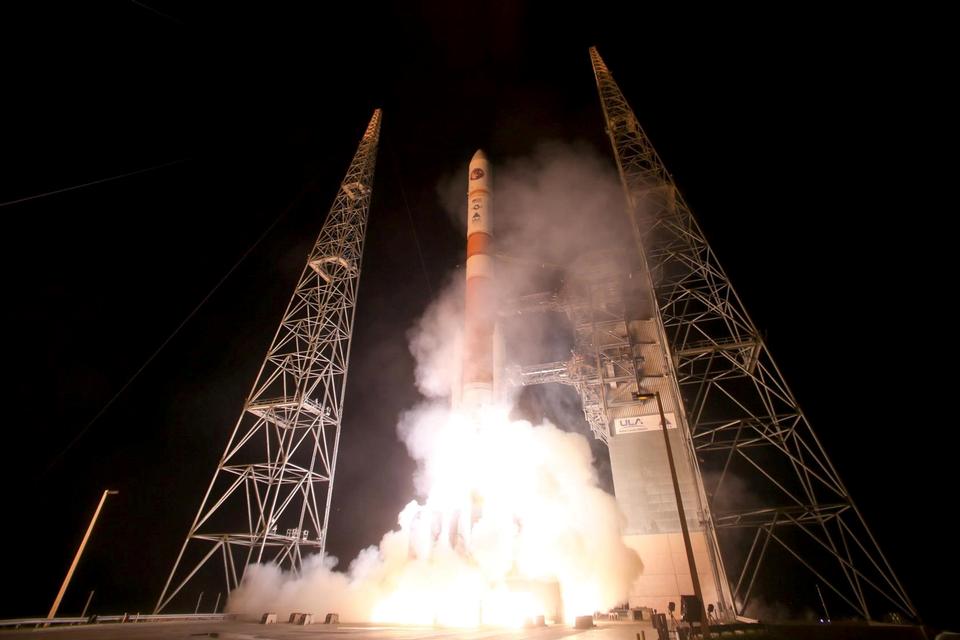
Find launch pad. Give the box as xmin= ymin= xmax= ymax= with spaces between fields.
xmin=0 ymin=621 xmax=634 ymax=640
xmin=0 ymin=618 xmax=930 ymax=640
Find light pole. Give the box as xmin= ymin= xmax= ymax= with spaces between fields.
xmin=653 ymin=392 xmax=710 ymax=638
xmin=46 ymin=489 xmax=118 ymax=623
xmin=80 ymin=590 xmax=95 ymax=618
xmin=816 ymin=583 xmax=831 ymax=623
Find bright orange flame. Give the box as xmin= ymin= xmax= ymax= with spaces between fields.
xmin=227 ymin=403 xmax=640 ymax=625
xmin=362 ymin=405 xmax=636 ymax=627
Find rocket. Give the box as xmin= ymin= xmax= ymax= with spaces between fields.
xmin=461 ymin=149 xmax=497 ymax=408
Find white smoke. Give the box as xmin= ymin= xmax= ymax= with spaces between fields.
xmin=407 ymin=274 xmax=464 ymax=402
xmin=227 ymin=142 xmax=641 ymax=625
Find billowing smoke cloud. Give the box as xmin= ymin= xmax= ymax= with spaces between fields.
xmin=492 ymin=140 xmax=630 ymax=269
xmin=438 ymin=140 xmax=628 ymax=268
xmin=227 ymin=142 xmax=640 ymax=625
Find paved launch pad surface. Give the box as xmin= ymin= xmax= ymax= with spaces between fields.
xmin=1 ymin=619 xmax=935 ymax=640
xmin=0 ymin=621 xmax=657 ymax=640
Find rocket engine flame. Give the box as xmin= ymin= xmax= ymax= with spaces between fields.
xmin=228 ymin=400 xmax=641 ymax=626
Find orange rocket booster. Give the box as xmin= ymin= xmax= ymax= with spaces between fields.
xmin=462 ymin=150 xmax=495 ymax=408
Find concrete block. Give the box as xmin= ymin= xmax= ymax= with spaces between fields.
xmin=574 ymin=615 xmax=594 ymax=629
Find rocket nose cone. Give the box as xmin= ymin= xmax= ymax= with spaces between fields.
xmin=469 ymin=149 xmax=490 ymax=188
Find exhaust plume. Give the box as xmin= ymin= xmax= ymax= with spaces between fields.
xmin=227 ymin=142 xmax=641 ymax=626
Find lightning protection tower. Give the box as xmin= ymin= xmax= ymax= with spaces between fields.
xmin=588 ymin=48 xmax=915 ymax=621
xmin=156 ymin=109 xmax=382 ymax=613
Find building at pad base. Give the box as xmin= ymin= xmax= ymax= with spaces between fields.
xmin=514 ymin=249 xmax=731 ymax=617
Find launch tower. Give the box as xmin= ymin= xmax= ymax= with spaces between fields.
xmin=584 ymin=49 xmax=914 ymax=620
xmin=155 ymin=110 xmax=382 ymax=612
xmin=516 ymin=49 xmax=916 ymax=622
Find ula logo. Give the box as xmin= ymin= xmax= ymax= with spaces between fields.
xmin=470 ymin=168 xmax=485 ymax=180
xmin=615 ymin=413 xmax=677 ymax=434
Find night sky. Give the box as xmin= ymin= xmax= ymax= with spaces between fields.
xmin=3 ymin=1 xmax=954 ymax=631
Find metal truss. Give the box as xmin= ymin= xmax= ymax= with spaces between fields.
xmin=589 ymin=47 xmax=916 ymax=620
xmin=155 ymin=110 xmax=382 ymax=613
xmin=510 ymin=252 xmax=660 ymax=445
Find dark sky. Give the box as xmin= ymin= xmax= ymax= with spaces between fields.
xmin=3 ymin=1 xmax=953 ymax=630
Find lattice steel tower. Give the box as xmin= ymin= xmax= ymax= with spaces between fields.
xmin=156 ymin=110 xmax=382 ymax=612
xmin=588 ymin=48 xmax=915 ymax=620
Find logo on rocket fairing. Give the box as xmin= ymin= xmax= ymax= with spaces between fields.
xmin=470 ymin=168 xmax=485 ymax=180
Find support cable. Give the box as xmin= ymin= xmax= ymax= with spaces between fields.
xmin=0 ymin=158 xmax=188 ymax=209
xmin=45 ymin=177 xmax=319 ymax=472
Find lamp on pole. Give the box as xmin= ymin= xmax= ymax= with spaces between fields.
xmin=46 ymin=489 xmax=118 ymax=623
xmin=653 ymin=392 xmax=710 ymax=638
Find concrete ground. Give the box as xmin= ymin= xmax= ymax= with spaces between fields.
xmin=0 ymin=620 xmax=660 ymax=640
